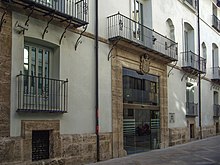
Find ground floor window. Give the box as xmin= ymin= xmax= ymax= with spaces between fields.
xmin=32 ymin=130 xmax=50 ymax=161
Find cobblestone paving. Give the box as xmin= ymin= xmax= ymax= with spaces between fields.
xmin=89 ymin=136 xmax=220 ymax=165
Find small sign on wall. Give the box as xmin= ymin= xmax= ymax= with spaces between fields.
xmin=169 ymin=113 xmax=175 ymax=123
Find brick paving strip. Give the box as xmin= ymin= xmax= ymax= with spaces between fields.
xmin=88 ymin=135 xmax=220 ymax=165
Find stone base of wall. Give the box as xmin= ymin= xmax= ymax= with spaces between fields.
xmin=0 ymin=133 xmax=112 ymax=165
xmin=61 ymin=133 xmax=112 ymax=165
xmin=169 ymin=127 xmax=189 ymax=146
xmin=169 ymin=125 xmax=217 ymax=147
xmin=202 ymin=126 xmax=216 ymax=138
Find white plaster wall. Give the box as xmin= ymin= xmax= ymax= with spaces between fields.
xmin=10 ymin=12 xmax=112 ymax=136
xmin=168 ymin=68 xmax=187 ymax=128
xmin=201 ymin=80 xmax=214 ymax=126
xmin=10 ymin=0 xmax=220 ymax=136
xmin=148 ymin=0 xmax=219 ymax=129
xmin=99 ymin=0 xmax=130 ymax=39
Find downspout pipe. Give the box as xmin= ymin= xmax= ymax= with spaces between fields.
xmin=95 ymin=0 xmax=100 ymax=162
xmin=197 ymin=0 xmax=202 ymax=139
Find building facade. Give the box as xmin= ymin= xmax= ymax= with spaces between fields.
xmin=0 ymin=0 xmax=219 ymax=164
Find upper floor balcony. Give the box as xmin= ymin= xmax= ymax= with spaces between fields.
xmin=17 ymin=73 xmax=68 ymax=113
xmin=107 ymin=13 xmax=178 ymax=63
xmin=3 ymin=0 xmax=88 ymax=28
xmin=213 ymin=104 xmax=220 ymax=117
xmin=211 ymin=67 xmax=220 ymax=84
xmin=212 ymin=15 xmax=220 ymax=32
xmin=182 ymin=51 xmax=206 ymax=75
xmin=186 ymin=102 xmax=198 ymax=117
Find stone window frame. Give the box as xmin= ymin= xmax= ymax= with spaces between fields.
xmin=21 ymin=120 xmax=61 ymax=161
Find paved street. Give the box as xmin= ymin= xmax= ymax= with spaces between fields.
xmin=89 ymin=135 xmax=220 ymax=165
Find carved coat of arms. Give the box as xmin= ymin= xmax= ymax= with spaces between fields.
xmin=140 ymin=55 xmax=150 ymax=74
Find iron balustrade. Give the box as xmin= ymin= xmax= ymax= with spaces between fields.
xmin=212 ymin=15 xmax=220 ymax=32
xmin=17 ymin=74 xmax=68 ymax=113
xmin=212 ymin=67 xmax=220 ymax=80
xmin=107 ymin=13 xmax=178 ymax=62
xmin=182 ymin=51 xmax=206 ymax=73
xmin=3 ymin=0 xmax=88 ymax=27
xmin=213 ymin=104 xmax=220 ymax=117
xmin=186 ymin=102 xmax=198 ymax=116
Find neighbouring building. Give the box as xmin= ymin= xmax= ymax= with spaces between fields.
xmin=0 ymin=0 xmax=219 ymax=164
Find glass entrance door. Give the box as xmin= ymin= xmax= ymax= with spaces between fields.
xmin=123 ymin=108 xmax=160 ymax=154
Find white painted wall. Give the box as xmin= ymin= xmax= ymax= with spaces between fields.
xmin=10 ymin=0 xmax=220 ymax=136
xmin=10 ymin=11 xmax=112 ymax=136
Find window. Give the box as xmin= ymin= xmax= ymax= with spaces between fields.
xmin=214 ymin=91 xmax=218 ymax=105
xmin=213 ymin=3 xmax=217 ymax=17
xmin=123 ymin=68 xmax=159 ymax=105
xmin=183 ymin=22 xmax=195 ymax=67
xmin=32 ymin=130 xmax=50 ymax=161
xmin=202 ymin=42 xmax=207 ymax=60
xmin=17 ymin=39 xmax=68 ymax=112
xmin=184 ymin=30 xmax=189 ymax=52
xmin=186 ymin=82 xmax=194 ymax=103
xmin=131 ymin=0 xmax=143 ymax=40
xmin=166 ymin=19 xmax=175 ymax=41
xmin=184 ymin=22 xmax=194 ymax=52
xmin=212 ymin=43 xmax=219 ymax=74
xmin=24 ymin=43 xmax=50 ymax=96
xmin=184 ymin=0 xmax=197 ymax=10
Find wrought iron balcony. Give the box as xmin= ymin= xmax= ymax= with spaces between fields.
xmin=107 ymin=13 xmax=178 ymax=62
xmin=186 ymin=102 xmax=198 ymax=117
xmin=212 ymin=15 xmax=220 ymax=32
xmin=3 ymin=0 xmax=88 ymax=28
xmin=182 ymin=51 xmax=206 ymax=74
xmin=211 ymin=67 xmax=220 ymax=84
xmin=213 ymin=104 xmax=220 ymax=117
xmin=17 ymin=74 xmax=68 ymax=113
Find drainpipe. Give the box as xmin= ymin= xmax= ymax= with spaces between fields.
xmin=95 ymin=0 xmax=100 ymax=162
xmin=197 ymin=0 xmax=202 ymax=139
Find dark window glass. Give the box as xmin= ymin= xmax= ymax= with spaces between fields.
xmin=123 ymin=68 xmax=159 ymax=105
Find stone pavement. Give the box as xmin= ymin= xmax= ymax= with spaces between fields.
xmin=89 ymin=135 xmax=220 ymax=165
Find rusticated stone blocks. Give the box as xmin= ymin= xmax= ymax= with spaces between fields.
xmin=61 ymin=133 xmax=113 ymax=163
xmin=0 ymin=137 xmax=22 ymax=163
xmin=169 ymin=127 xmax=189 ymax=146
xmin=0 ymin=2 xmax=12 ymax=137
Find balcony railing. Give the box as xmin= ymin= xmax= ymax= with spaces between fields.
xmin=182 ymin=51 xmax=206 ymax=74
xmin=212 ymin=67 xmax=220 ymax=80
xmin=212 ymin=15 xmax=220 ymax=32
xmin=213 ymin=104 xmax=220 ymax=117
xmin=107 ymin=13 xmax=178 ymax=62
xmin=3 ymin=0 xmax=88 ymax=27
xmin=17 ymin=74 xmax=68 ymax=113
xmin=186 ymin=102 xmax=198 ymax=117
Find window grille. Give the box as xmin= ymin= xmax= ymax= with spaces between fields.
xmin=32 ymin=130 xmax=50 ymax=161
